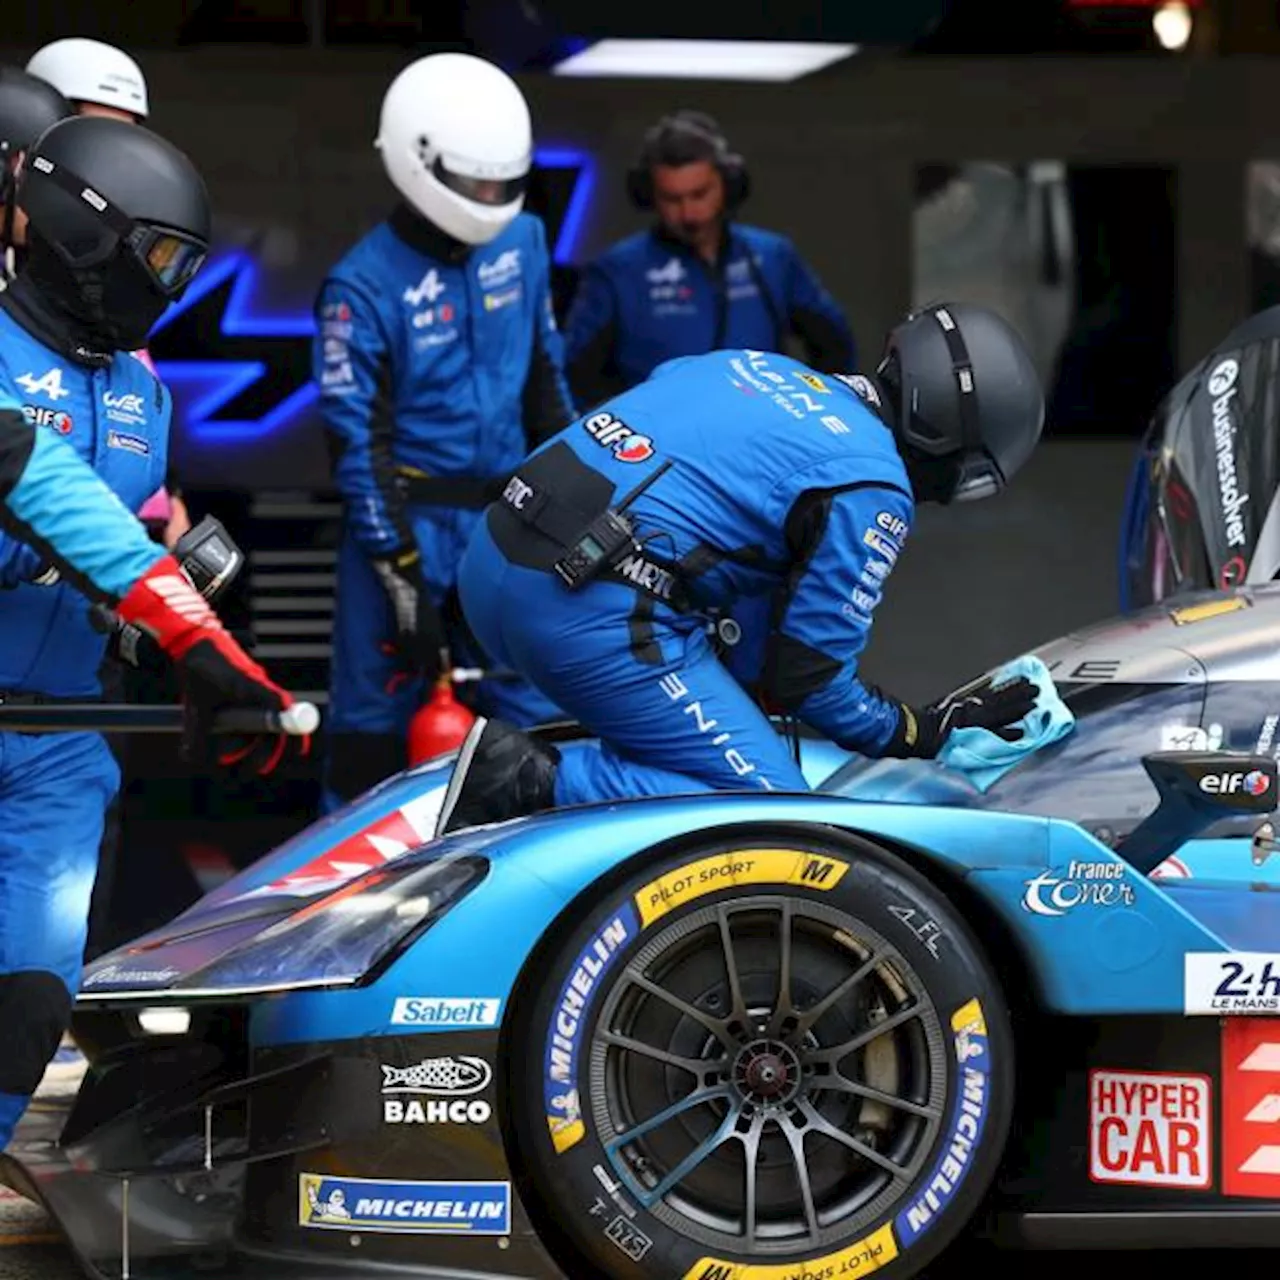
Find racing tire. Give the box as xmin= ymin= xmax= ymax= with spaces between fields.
xmin=512 ymin=831 xmax=1014 ymax=1280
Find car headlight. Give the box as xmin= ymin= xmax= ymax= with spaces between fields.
xmin=175 ymin=851 xmax=487 ymax=995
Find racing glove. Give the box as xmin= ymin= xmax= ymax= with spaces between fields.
xmin=884 ymin=674 xmax=1039 ymax=760
xmin=116 ymin=555 xmax=311 ymax=777
xmin=371 ymin=545 xmax=447 ymax=682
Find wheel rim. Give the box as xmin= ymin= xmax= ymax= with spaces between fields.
xmin=589 ymin=895 xmax=948 ymax=1256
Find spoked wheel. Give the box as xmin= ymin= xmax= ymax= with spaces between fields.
xmin=517 ymin=836 xmax=1012 ymax=1280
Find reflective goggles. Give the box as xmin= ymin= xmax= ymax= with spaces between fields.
xmin=126 ymin=223 xmax=206 ymax=294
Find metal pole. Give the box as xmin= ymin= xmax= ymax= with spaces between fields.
xmin=308 ymin=0 xmax=325 ymax=48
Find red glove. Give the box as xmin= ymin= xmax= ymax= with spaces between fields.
xmin=116 ymin=555 xmax=311 ymax=776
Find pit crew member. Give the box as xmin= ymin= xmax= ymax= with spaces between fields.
xmin=564 ymin=110 xmax=855 ymax=407
xmin=0 ymin=115 xmax=308 ymax=1152
xmin=440 ymin=303 xmax=1045 ymax=831
xmin=26 ymin=36 xmax=190 ymax=545
xmin=316 ymin=51 xmax=574 ymax=810
xmin=0 ymin=65 xmax=71 ymax=279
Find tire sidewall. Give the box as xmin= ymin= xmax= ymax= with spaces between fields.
xmin=515 ymin=832 xmax=1014 ymax=1280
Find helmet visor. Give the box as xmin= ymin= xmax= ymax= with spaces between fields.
xmin=128 ymin=224 xmax=206 ymax=295
xmin=433 ymin=157 xmax=526 ymax=207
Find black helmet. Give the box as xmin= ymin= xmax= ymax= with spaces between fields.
xmin=16 ymin=114 xmax=210 ymax=351
xmin=0 ymin=66 xmax=71 ymax=266
xmin=877 ymin=302 xmax=1045 ymax=503
xmin=0 ymin=65 xmax=70 ymax=159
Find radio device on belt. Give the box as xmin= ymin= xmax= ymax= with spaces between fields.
xmin=553 ymin=507 xmax=639 ymax=590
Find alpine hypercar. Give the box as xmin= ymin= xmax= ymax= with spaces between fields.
xmin=8 ymin=586 xmax=1280 ymax=1280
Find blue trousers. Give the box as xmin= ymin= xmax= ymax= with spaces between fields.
xmin=323 ymin=508 xmax=564 ymax=811
xmin=0 ymin=730 xmax=118 ymax=1149
xmin=458 ymin=522 xmax=808 ymax=805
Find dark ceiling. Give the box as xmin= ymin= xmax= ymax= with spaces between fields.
xmin=0 ymin=0 xmax=1244 ymax=58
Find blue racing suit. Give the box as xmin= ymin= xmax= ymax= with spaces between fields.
xmin=459 ymin=349 xmax=914 ymax=804
xmin=0 ymin=301 xmax=169 ymax=1149
xmin=564 ymin=223 xmax=855 ymax=406
xmin=315 ymin=207 xmax=576 ymax=807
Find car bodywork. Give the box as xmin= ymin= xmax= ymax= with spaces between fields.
xmin=7 ymin=586 xmax=1280 ymax=1278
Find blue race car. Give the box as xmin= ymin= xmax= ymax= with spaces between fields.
xmin=7 ymin=585 xmax=1280 ymax=1280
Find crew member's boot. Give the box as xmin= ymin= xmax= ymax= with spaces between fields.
xmin=435 ymin=718 xmax=560 ymax=835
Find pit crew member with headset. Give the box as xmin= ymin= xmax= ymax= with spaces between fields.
xmin=438 ymin=303 xmax=1046 ymax=832
xmin=315 ymin=51 xmax=575 ymax=811
xmin=0 ymin=114 xmax=310 ymax=1152
xmin=564 ymin=110 xmax=856 ymax=407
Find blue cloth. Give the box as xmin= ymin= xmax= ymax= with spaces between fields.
xmin=936 ymin=655 xmax=1076 ymax=791
xmin=0 ymin=309 xmax=168 ymax=694
xmin=458 ymin=347 xmax=917 ymax=805
xmin=564 ymin=224 xmax=855 ymax=396
xmin=0 ymin=729 xmax=118 ymax=1148
xmin=315 ymin=212 xmax=575 ymax=805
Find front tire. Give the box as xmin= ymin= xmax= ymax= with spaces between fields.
xmin=514 ymin=833 xmax=1013 ymax=1279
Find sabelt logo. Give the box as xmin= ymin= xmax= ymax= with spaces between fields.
xmin=1208 ymin=357 xmax=1248 ymax=548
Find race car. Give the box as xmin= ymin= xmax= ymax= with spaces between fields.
xmin=7 ymin=584 xmax=1280 ymax=1280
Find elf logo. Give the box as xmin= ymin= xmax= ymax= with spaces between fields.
xmin=1200 ymin=770 xmax=1271 ymax=796
xmin=583 ymin=411 xmax=654 ymax=464
xmin=22 ymin=405 xmax=72 ymax=434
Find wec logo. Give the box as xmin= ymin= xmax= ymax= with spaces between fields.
xmin=103 ymin=391 xmax=145 ymax=414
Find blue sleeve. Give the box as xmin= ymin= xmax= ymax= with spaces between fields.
xmin=313 ymin=281 xmax=410 ymax=557
xmin=781 ymin=240 xmax=856 ymax=372
xmin=521 ymin=218 xmax=576 ymax=445
xmin=767 ymin=483 xmax=913 ymax=753
xmin=0 ymin=402 xmax=162 ymax=604
xmin=564 ymin=260 xmax=619 ymax=402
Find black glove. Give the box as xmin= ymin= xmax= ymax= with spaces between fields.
xmin=371 ymin=546 xmax=447 ymax=681
xmin=177 ymin=633 xmax=310 ymax=779
xmin=887 ymin=675 xmax=1040 ymax=759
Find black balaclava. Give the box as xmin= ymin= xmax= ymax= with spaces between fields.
xmin=21 ymin=225 xmax=169 ymax=354
xmin=390 ymin=200 xmax=470 ymax=264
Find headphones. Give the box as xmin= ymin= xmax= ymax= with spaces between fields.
xmin=625 ymin=110 xmax=751 ymax=214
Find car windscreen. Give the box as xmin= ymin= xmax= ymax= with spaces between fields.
xmin=977 ymin=680 xmax=1206 ymax=825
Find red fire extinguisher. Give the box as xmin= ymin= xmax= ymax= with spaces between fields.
xmin=407 ymin=670 xmax=476 ymax=764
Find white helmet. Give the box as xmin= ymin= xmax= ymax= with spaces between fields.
xmin=375 ymin=53 xmax=531 ymax=246
xmin=25 ymin=38 xmax=148 ymax=120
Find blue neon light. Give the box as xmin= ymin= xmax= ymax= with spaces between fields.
xmin=155 ymin=147 xmax=593 ymax=445
xmin=151 ymin=252 xmax=318 ymax=444
xmin=536 ymin=146 xmax=595 ymax=264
